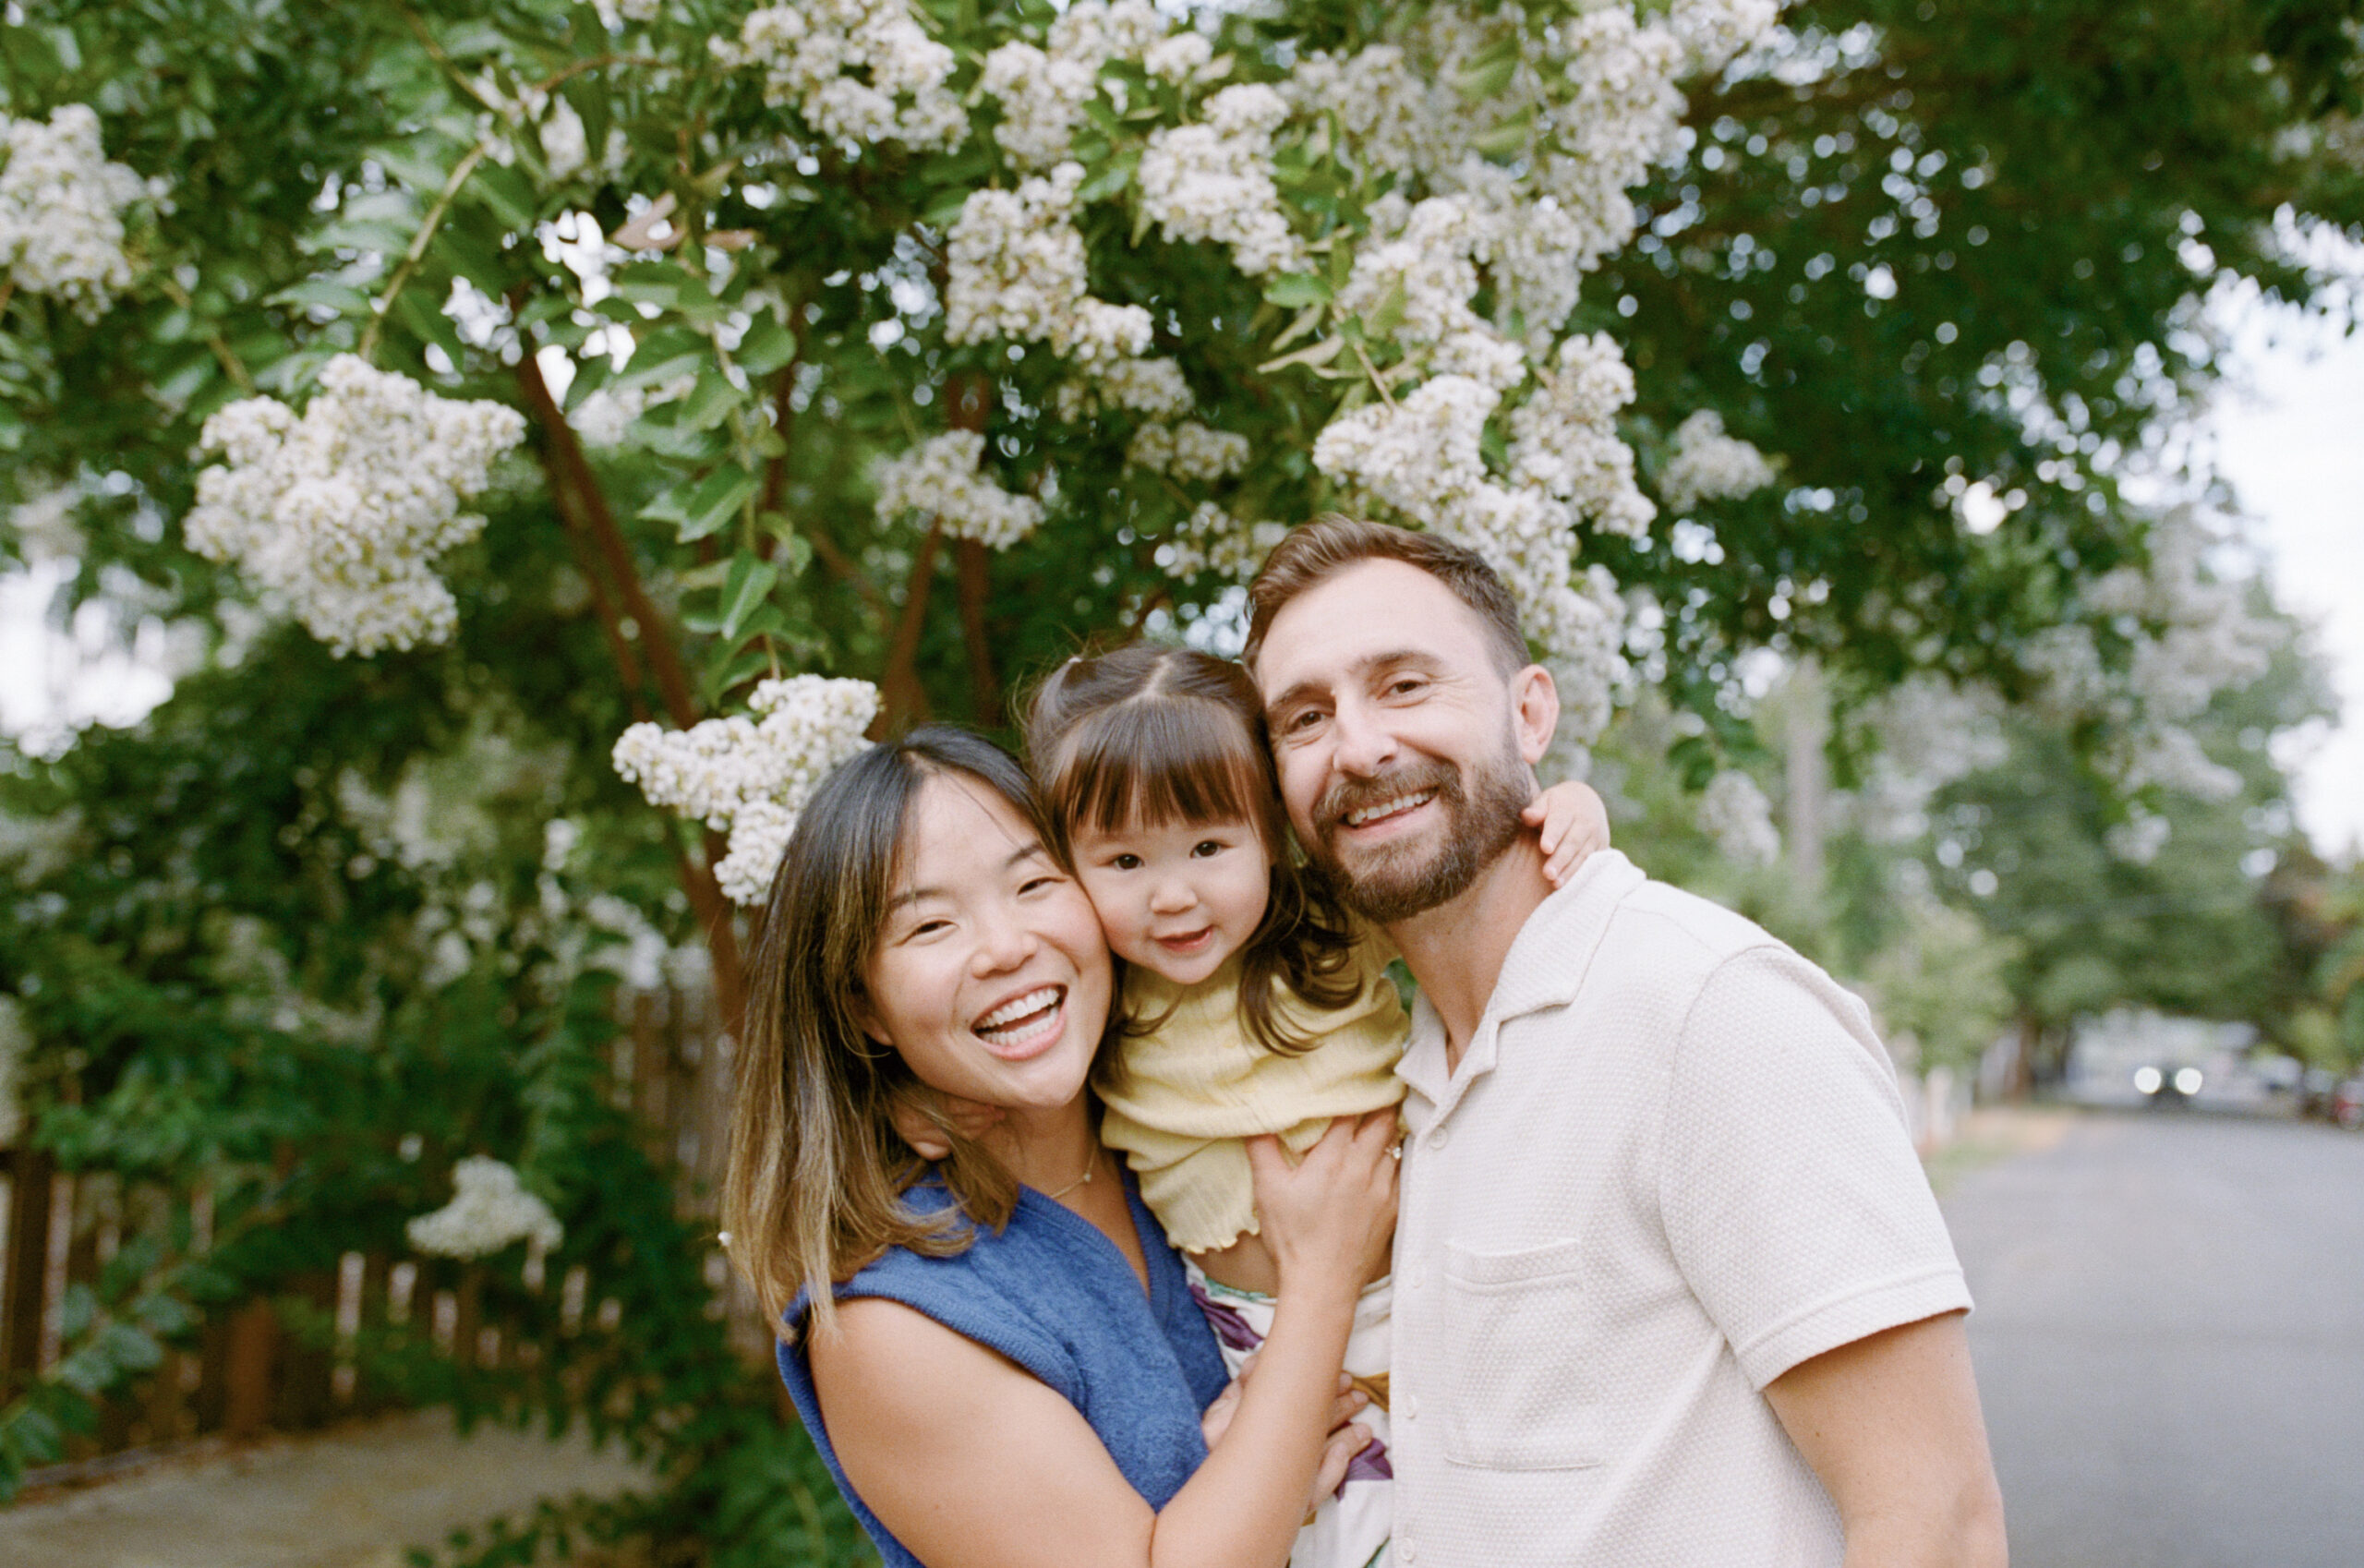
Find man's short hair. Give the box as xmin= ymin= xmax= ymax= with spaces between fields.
xmin=1244 ymin=514 xmax=1529 ymax=675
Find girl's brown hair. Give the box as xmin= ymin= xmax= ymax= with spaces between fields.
xmin=723 ymin=725 xmax=1104 ymax=1338
xmin=1024 ymin=643 xmax=1359 ymax=1056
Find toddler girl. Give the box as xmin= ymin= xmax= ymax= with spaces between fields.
xmin=1023 ymin=642 xmax=1607 ymax=1568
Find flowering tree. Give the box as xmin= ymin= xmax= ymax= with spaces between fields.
xmin=4 ymin=0 xmax=2360 ymax=1557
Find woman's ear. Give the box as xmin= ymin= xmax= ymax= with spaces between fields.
xmin=849 ymin=983 xmax=892 ymax=1048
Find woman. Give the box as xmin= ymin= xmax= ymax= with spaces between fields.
xmin=725 ymin=726 xmax=1397 ymax=1568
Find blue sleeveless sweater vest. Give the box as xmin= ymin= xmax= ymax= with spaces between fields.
xmin=777 ymin=1177 xmax=1229 ymax=1568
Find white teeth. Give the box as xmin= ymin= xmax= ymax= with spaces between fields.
xmin=1345 ymin=790 xmax=1434 ymax=827
xmin=976 ymin=987 xmax=1058 ymax=1031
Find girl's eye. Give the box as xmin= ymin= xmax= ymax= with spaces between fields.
xmin=1191 ymin=840 xmax=1227 ymax=858
xmin=1109 ymin=853 xmax=1141 ymax=871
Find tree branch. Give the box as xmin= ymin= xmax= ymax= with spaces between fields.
xmin=514 ymin=346 xmax=702 ymax=730
xmin=357 ymin=144 xmax=487 ymax=366
xmin=877 ymin=522 xmax=944 ymax=730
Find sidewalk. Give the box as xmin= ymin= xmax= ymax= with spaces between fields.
xmin=0 ymin=1408 xmax=652 ymax=1568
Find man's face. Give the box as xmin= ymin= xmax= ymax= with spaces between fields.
xmin=1254 ymin=559 xmax=1556 ymax=923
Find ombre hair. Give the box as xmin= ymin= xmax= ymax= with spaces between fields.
xmin=723 ymin=725 xmax=1105 ymax=1337
xmin=1024 ymin=643 xmax=1359 ymax=1057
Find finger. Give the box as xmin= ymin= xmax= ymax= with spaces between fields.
xmin=1243 ymin=1132 xmax=1289 ymax=1186
xmin=1519 ymin=795 xmax=1548 ymax=825
xmin=1310 ymin=1423 xmax=1369 ymax=1502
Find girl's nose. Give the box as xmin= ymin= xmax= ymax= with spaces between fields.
xmin=1147 ymin=878 xmax=1195 ymax=914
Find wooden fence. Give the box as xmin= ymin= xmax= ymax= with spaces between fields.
xmin=0 ymin=982 xmax=760 ymax=1480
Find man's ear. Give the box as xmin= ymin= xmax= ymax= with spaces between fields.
xmin=1511 ymin=663 xmax=1559 ymax=766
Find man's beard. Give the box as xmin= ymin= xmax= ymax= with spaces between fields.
xmin=1308 ymin=743 xmax=1535 ymax=924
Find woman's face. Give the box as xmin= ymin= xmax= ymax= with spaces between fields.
xmin=858 ymin=773 xmax=1113 ymax=1114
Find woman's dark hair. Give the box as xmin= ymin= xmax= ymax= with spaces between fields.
xmin=722 ymin=725 xmax=1105 ymax=1336
xmin=1023 ymin=643 xmax=1359 ymax=1057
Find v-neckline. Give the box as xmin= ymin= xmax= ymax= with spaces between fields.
xmin=1017 ymin=1175 xmax=1163 ymax=1308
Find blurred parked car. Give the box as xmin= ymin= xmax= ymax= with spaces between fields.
xmin=2333 ymin=1076 xmax=2364 ymax=1131
xmin=2134 ymin=1064 xmax=2203 ymax=1106
xmin=2300 ymin=1067 xmax=2340 ymax=1119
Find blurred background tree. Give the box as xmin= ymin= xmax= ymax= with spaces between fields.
xmin=2 ymin=0 xmax=2358 ymax=1561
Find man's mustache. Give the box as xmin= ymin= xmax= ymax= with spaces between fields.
xmin=1313 ymin=761 xmax=1463 ymax=835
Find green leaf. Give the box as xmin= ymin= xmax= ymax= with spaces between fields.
xmin=1471 ymin=106 xmax=1538 ymax=162
xmin=1257 ymin=335 xmax=1347 ymax=375
xmin=472 ymin=161 xmax=539 ymax=233
xmin=1366 ymin=278 xmax=1409 ymax=340
xmin=270 ymin=278 xmax=372 ymax=316
xmin=1076 ymin=153 xmax=1139 ymax=206
xmin=677 ymin=465 xmax=760 ymax=543
xmin=719 ymin=555 xmax=782 ymax=640
xmin=734 ymin=317 xmax=799 ymax=378
xmin=677 ymin=367 xmax=745 ymax=431
xmin=1261 ymin=273 xmax=1333 ymax=308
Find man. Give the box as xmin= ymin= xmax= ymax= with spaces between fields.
xmin=1246 ymin=515 xmax=2008 ymax=1568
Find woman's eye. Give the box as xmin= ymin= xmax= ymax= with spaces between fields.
xmin=907 ymin=918 xmax=950 ymax=940
xmin=1019 ymin=874 xmax=1063 ymax=895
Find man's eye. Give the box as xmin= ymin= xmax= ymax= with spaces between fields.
xmin=1286 ymin=708 xmax=1325 ymax=731
xmin=1388 ymin=677 xmax=1426 ymax=696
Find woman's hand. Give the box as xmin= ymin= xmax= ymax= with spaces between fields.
xmin=1244 ymin=1110 xmax=1399 ymax=1305
xmin=1523 ymin=778 xmax=1610 ymax=887
xmin=1200 ymin=1359 xmax=1371 ymax=1510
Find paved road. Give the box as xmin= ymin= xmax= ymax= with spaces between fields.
xmin=1943 ymin=1110 xmax=2364 ymax=1568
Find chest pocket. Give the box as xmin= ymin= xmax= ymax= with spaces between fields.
xmin=1440 ymin=1236 xmax=1603 ymax=1470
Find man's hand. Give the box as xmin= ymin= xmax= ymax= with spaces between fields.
xmin=1762 ymin=1311 xmax=2008 ymax=1568
xmin=1522 ymin=778 xmax=1610 ymax=887
xmin=887 ymin=1086 xmax=1007 ymax=1160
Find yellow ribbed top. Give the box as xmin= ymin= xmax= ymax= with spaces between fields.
xmin=1098 ymin=932 xmax=1408 ymax=1253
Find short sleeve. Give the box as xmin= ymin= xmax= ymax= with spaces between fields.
xmin=1659 ymin=946 xmax=1972 ymax=1390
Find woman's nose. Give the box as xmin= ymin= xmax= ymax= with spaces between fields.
xmin=970 ymin=918 xmax=1038 ymax=974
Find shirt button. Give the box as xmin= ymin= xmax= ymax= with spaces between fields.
xmin=1402 ymin=1393 xmax=1419 ymax=1419
xmin=1406 ymin=1265 xmax=1425 ymax=1288
xmin=1400 ymin=1542 xmax=1418 ymax=1563
xmin=1429 ymin=1128 xmax=1449 ymax=1152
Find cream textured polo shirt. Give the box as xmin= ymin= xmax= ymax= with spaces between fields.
xmin=1388 ymin=851 xmax=1972 ymax=1568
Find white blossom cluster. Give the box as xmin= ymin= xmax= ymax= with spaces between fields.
xmin=184 ymin=356 xmax=527 ymax=657
xmin=977 ymin=1 xmax=1185 ymax=169
xmin=1137 ymin=85 xmax=1309 ymax=277
xmin=612 ymin=675 xmax=880 ymax=907
xmin=0 ymin=104 xmax=163 ymax=320
xmin=1311 ymin=341 xmax=1648 ymax=745
xmin=1055 ymin=354 xmax=1196 ymax=422
xmin=1697 ymin=768 xmax=1782 ymax=867
xmin=944 ymin=163 xmax=1153 ymax=371
xmin=568 ymin=371 xmax=695 ymax=449
xmin=1658 ymin=409 xmax=1778 ymax=513
xmin=872 ymin=430 xmax=1046 ymax=549
xmin=715 ymin=0 xmax=965 ymax=150
xmin=539 ymin=99 xmax=589 ymax=181
xmin=2103 ymin=806 xmax=2173 ymax=866
xmin=1852 ymin=677 xmax=2009 ymax=843
xmin=1285 ymin=4 xmax=1751 ymax=346
xmin=1127 ymin=420 xmax=1250 ymax=482
xmin=2019 ymin=511 xmax=2272 ymax=802
xmin=1156 ymin=502 xmax=1288 ymax=584
xmin=406 ymin=1155 xmax=564 ymax=1260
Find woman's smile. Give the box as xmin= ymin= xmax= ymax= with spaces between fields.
xmin=972 ymin=983 xmax=1069 ymax=1059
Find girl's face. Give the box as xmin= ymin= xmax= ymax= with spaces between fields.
xmin=858 ymin=775 xmax=1113 ymax=1114
xmin=1070 ymin=814 xmax=1272 ymax=988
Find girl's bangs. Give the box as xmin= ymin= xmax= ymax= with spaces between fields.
xmin=1053 ymin=696 xmax=1272 ymax=838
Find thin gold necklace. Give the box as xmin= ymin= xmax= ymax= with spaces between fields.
xmin=1040 ymin=1151 xmax=1099 ymax=1202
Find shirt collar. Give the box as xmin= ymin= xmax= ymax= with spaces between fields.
xmin=1394 ymin=850 xmax=1647 ymax=1120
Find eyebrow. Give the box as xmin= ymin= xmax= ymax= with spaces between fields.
xmin=886 ymin=839 xmax=1051 ymax=912
xmin=1263 ymin=649 xmax=1439 ymax=727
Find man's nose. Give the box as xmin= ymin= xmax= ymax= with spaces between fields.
xmin=1329 ymin=697 xmax=1396 ymax=776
